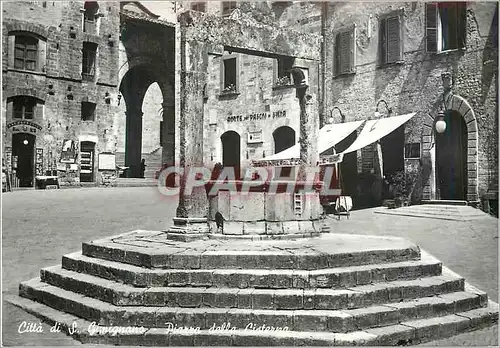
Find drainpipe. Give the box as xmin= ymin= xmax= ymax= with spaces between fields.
xmin=319 ymin=2 xmax=327 ymax=128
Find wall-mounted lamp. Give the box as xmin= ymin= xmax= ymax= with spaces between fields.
xmin=330 ymin=106 xmax=345 ymax=124
xmin=117 ymin=93 xmax=122 ymax=106
xmin=104 ymin=92 xmax=111 ymax=104
xmin=435 ymin=109 xmax=447 ymax=134
xmin=375 ymin=99 xmax=393 ymax=118
xmin=23 ymin=139 xmax=29 ymax=145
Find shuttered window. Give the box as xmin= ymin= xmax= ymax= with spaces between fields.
xmin=14 ymin=35 xmax=38 ymax=71
xmin=222 ymin=2 xmax=237 ymax=16
xmin=379 ymin=13 xmax=402 ymax=65
xmin=82 ymin=42 xmax=97 ymax=81
xmin=191 ymin=2 xmax=206 ymax=12
xmin=426 ymin=2 xmax=466 ymax=53
xmin=334 ymin=27 xmax=356 ymax=76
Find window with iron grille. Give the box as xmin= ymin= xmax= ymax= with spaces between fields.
xmin=334 ymin=27 xmax=356 ymax=76
xmin=404 ymin=143 xmax=421 ymax=159
xmin=81 ymin=102 xmax=96 ymax=121
xmin=191 ymin=2 xmax=206 ymax=12
xmin=12 ymin=96 xmax=36 ymax=120
xmin=82 ymin=42 xmax=97 ymax=80
xmin=222 ymin=1 xmax=237 ymax=16
xmin=379 ymin=11 xmax=403 ymax=65
xmin=426 ymin=2 xmax=466 ymax=53
xmin=14 ymin=35 xmax=38 ymax=71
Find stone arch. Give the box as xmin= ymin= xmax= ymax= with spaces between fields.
xmin=3 ymin=87 xmax=45 ymax=102
xmin=6 ymin=21 xmax=49 ymax=40
xmin=273 ymin=126 xmax=296 ymax=154
xmin=423 ymin=93 xmax=478 ymax=202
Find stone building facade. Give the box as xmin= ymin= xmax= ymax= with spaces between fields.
xmin=2 ymin=1 xmax=121 ymax=187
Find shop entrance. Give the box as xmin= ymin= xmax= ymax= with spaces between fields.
xmin=80 ymin=141 xmax=95 ymax=182
xmin=12 ymin=133 xmax=35 ymax=187
xmin=436 ymin=110 xmax=468 ymax=200
xmin=221 ymin=131 xmax=241 ymax=179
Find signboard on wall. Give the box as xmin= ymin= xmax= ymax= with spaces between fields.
xmin=226 ymin=110 xmax=288 ymax=123
xmin=35 ymin=148 xmax=43 ymax=176
xmin=7 ymin=120 xmax=42 ymax=134
xmin=5 ymin=148 xmax=12 ymax=172
xmin=60 ymin=140 xmax=77 ymax=163
xmin=98 ymin=153 xmax=116 ymax=171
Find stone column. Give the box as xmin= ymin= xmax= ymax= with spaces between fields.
xmin=293 ymin=68 xmax=319 ymax=181
xmin=165 ymin=21 xmax=210 ymax=240
xmin=125 ymin=106 xmax=143 ymax=178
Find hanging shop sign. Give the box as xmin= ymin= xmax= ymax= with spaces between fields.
xmin=60 ymin=139 xmax=77 ymax=164
xmin=7 ymin=120 xmax=42 ymax=134
xmin=227 ymin=110 xmax=288 ymax=123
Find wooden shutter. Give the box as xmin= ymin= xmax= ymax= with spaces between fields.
xmin=426 ymin=3 xmax=438 ymax=52
xmin=386 ymin=16 xmax=401 ymax=63
xmin=340 ymin=30 xmax=351 ymax=74
xmin=379 ymin=18 xmax=387 ymax=64
xmin=457 ymin=2 xmax=467 ymax=49
xmin=334 ymin=33 xmax=340 ymax=75
xmin=349 ymin=26 xmax=356 ymax=73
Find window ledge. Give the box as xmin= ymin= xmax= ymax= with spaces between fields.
xmin=7 ymin=68 xmax=46 ymax=76
xmin=272 ymin=84 xmax=294 ymax=91
xmin=432 ymin=48 xmax=466 ymax=55
xmin=218 ymin=91 xmax=240 ymax=99
xmin=334 ymin=71 xmax=356 ymax=78
xmin=377 ymin=60 xmax=404 ymax=69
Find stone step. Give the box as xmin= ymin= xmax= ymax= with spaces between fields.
xmin=115 ymin=179 xmax=157 ymax=187
xmin=6 ymin=293 xmax=499 ymax=346
xmin=17 ymin=278 xmax=486 ymax=335
xmin=420 ymin=200 xmax=468 ymax=206
xmin=35 ymin=266 xmax=465 ymax=310
xmin=81 ymin=239 xmax=421 ymax=270
xmin=62 ymin=251 xmax=442 ymax=289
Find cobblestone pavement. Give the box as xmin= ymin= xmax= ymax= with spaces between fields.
xmin=2 ymin=188 xmax=498 ymax=346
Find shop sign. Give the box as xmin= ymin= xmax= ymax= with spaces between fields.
xmin=60 ymin=139 xmax=77 ymax=164
xmin=7 ymin=120 xmax=42 ymax=134
xmin=227 ymin=110 xmax=287 ymax=123
xmin=35 ymin=148 xmax=44 ymax=176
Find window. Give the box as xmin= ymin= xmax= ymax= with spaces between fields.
xmin=81 ymin=102 xmax=96 ymax=121
xmin=404 ymin=143 xmax=421 ymax=159
xmin=379 ymin=12 xmax=403 ymax=65
xmin=83 ymin=2 xmax=99 ymax=34
xmin=334 ymin=27 xmax=356 ymax=76
xmin=12 ymin=96 xmax=36 ymax=120
xmin=14 ymin=35 xmax=38 ymax=71
xmin=82 ymin=42 xmax=97 ymax=81
xmin=221 ymin=55 xmax=238 ymax=93
xmin=222 ymin=2 xmax=237 ymax=16
xmin=275 ymin=56 xmax=295 ymax=86
xmin=426 ymin=2 xmax=466 ymax=53
xmin=191 ymin=2 xmax=206 ymax=12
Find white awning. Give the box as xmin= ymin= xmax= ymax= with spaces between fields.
xmin=257 ymin=120 xmax=365 ymax=161
xmin=340 ymin=113 xmax=416 ymax=154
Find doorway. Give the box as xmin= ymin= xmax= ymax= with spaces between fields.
xmin=381 ymin=125 xmax=405 ymax=200
xmin=273 ymin=126 xmax=295 ymax=154
xmin=436 ymin=110 xmax=468 ymax=200
xmin=12 ymin=133 xmax=35 ymax=187
xmin=80 ymin=141 xmax=95 ymax=182
xmin=221 ymin=131 xmax=241 ymax=179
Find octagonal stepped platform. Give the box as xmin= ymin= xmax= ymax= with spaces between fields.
xmin=9 ymin=231 xmax=498 ymax=346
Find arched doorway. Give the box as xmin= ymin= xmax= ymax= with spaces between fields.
xmin=273 ymin=126 xmax=295 ymax=154
xmin=221 ymin=131 xmax=241 ymax=179
xmin=12 ymin=133 xmax=35 ymax=187
xmin=436 ymin=110 xmax=468 ymax=200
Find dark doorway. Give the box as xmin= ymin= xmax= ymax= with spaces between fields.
xmin=436 ymin=110 xmax=468 ymax=200
xmin=12 ymin=133 xmax=35 ymax=187
xmin=381 ymin=125 xmax=405 ymax=200
xmin=335 ymin=131 xmax=358 ymax=198
xmin=273 ymin=126 xmax=295 ymax=153
xmin=80 ymin=141 xmax=95 ymax=182
xmin=221 ymin=131 xmax=241 ymax=179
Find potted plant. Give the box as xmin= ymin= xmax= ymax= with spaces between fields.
xmin=388 ymin=169 xmax=419 ymax=207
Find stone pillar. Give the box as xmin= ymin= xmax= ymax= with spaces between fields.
xmin=125 ymin=107 xmax=143 ymax=178
xmin=165 ymin=21 xmax=210 ymax=240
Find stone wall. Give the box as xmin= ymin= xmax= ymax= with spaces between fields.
xmin=2 ymin=1 xmax=121 ymax=186
xmin=321 ymin=2 xmax=498 ymax=204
